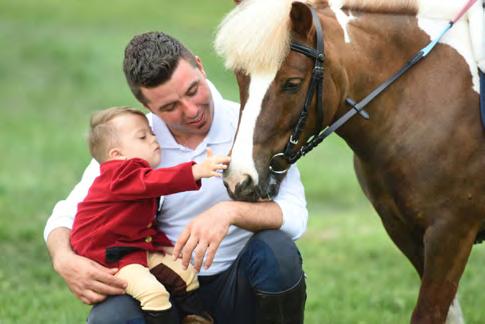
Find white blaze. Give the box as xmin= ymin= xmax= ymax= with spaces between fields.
xmin=227 ymin=72 xmax=277 ymax=189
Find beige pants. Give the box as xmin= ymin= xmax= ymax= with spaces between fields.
xmin=115 ymin=249 xmax=199 ymax=311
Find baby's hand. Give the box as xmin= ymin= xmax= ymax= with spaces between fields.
xmin=192 ymin=148 xmax=231 ymax=180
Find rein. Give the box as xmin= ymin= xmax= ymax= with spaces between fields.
xmin=269 ymin=0 xmax=478 ymax=175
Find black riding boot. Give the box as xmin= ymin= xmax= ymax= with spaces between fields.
xmin=173 ymin=291 xmax=213 ymax=324
xmin=255 ymin=274 xmax=306 ymax=324
xmin=143 ymin=308 xmax=178 ymax=324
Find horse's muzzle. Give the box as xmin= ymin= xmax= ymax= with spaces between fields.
xmin=223 ymin=172 xmax=281 ymax=202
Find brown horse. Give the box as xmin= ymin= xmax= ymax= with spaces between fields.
xmin=216 ymin=0 xmax=484 ymax=323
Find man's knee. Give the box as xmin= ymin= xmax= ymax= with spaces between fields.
xmin=242 ymin=230 xmax=303 ymax=293
xmin=87 ymin=295 xmax=144 ymax=324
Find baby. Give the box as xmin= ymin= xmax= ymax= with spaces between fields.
xmin=70 ymin=107 xmax=230 ymax=323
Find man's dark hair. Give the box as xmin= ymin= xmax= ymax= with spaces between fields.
xmin=123 ymin=32 xmax=198 ymax=105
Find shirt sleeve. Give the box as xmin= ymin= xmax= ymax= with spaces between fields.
xmin=43 ymin=159 xmax=100 ymax=242
xmin=273 ymin=164 xmax=308 ymax=240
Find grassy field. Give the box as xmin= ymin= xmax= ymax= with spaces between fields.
xmin=1 ymin=1 xmax=484 ymax=323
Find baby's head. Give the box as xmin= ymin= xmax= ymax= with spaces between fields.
xmin=89 ymin=107 xmax=161 ymax=167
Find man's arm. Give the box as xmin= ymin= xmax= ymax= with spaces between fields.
xmin=44 ymin=159 xmax=126 ymax=304
xmin=174 ymin=165 xmax=308 ymax=271
xmin=174 ymin=200 xmax=282 ymax=271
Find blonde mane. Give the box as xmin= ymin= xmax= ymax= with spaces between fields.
xmin=215 ymin=0 xmax=429 ymax=74
xmin=215 ymin=0 xmax=302 ymax=74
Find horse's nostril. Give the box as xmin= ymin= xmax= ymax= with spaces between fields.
xmin=235 ymin=174 xmax=254 ymax=196
xmin=243 ymin=174 xmax=253 ymax=186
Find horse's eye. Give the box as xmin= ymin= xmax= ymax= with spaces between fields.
xmin=282 ymin=78 xmax=302 ymax=93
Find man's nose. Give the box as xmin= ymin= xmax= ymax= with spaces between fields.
xmin=180 ymin=99 xmax=198 ymax=118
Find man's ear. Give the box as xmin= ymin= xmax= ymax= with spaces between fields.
xmin=139 ymin=88 xmax=154 ymax=112
xmin=194 ymin=56 xmax=207 ymax=78
xmin=290 ymin=2 xmax=314 ymax=39
xmin=108 ymin=147 xmax=125 ymax=160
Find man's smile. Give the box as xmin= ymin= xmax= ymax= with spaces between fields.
xmin=188 ymin=110 xmax=206 ymax=127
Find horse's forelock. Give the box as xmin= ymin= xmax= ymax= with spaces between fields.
xmin=215 ymin=0 xmax=305 ymax=74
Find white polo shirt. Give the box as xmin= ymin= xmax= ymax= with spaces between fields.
xmin=44 ymin=80 xmax=308 ymax=275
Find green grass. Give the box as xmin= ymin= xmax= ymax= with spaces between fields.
xmin=1 ymin=1 xmax=484 ymax=323
xmin=301 ymin=201 xmax=485 ymax=324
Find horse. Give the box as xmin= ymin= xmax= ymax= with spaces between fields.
xmin=215 ymin=0 xmax=484 ymax=323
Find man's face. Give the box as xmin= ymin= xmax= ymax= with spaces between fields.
xmin=112 ymin=113 xmax=161 ymax=168
xmin=141 ymin=58 xmax=214 ymax=141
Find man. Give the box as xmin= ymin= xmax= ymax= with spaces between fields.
xmin=44 ymin=31 xmax=308 ymax=324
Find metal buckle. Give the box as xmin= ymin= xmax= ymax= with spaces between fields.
xmin=313 ymin=66 xmax=324 ymax=80
xmin=269 ymin=153 xmax=289 ymax=175
xmin=345 ymin=98 xmax=370 ymax=120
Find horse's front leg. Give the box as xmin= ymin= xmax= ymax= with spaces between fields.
xmin=411 ymin=215 xmax=479 ymax=324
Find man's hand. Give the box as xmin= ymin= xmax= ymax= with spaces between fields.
xmin=173 ymin=202 xmax=234 ymax=272
xmin=47 ymin=228 xmax=127 ymax=305
xmin=173 ymin=200 xmax=283 ymax=272
xmin=54 ymin=251 xmax=127 ymax=305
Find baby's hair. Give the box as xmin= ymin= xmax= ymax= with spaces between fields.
xmin=88 ymin=106 xmax=147 ymax=163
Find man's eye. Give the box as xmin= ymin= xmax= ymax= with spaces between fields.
xmin=140 ymin=136 xmax=146 ymax=140
xmin=187 ymin=86 xmax=198 ymax=97
xmin=160 ymin=103 xmax=176 ymax=112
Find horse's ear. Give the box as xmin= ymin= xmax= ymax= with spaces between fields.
xmin=290 ymin=2 xmax=313 ymax=38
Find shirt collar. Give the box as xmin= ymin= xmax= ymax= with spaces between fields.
xmin=205 ymin=80 xmax=237 ymax=145
xmin=148 ymin=79 xmax=236 ymax=150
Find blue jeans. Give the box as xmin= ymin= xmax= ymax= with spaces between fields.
xmin=87 ymin=230 xmax=304 ymax=324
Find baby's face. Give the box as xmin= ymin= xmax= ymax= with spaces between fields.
xmin=112 ymin=113 xmax=161 ymax=167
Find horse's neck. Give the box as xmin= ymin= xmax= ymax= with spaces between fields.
xmin=322 ymin=11 xmax=439 ymax=162
xmin=328 ymin=11 xmax=426 ymax=96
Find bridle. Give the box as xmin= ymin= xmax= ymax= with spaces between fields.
xmin=268 ymin=0 xmax=476 ymax=175
xmin=269 ymin=6 xmax=370 ymax=175
xmin=269 ymin=7 xmax=325 ymax=175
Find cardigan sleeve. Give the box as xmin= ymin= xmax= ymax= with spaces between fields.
xmin=108 ymin=159 xmax=201 ymax=199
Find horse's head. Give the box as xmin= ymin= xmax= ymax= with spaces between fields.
xmin=216 ymin=0 xmax=343 ymax=201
